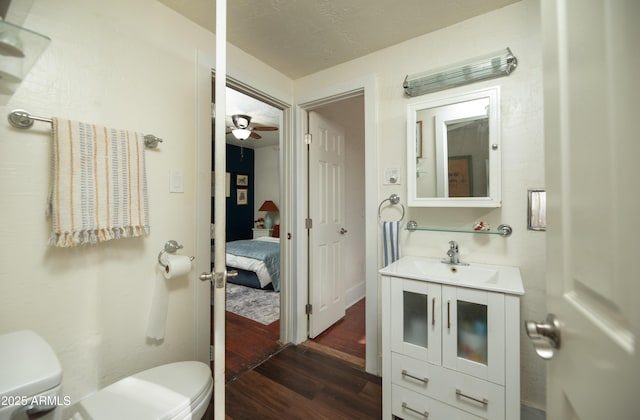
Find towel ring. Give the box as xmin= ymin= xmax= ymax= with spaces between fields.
xmin=378 ymin=194 xmax=405 ymax=222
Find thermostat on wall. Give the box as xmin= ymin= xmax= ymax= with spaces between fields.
xmin=383 ymin=167 xmax=401 ymax=185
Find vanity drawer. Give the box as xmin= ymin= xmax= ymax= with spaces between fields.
xmin=439 ymin=368 xmax=505 ymax=420
xmin=392 ymin=385 xmax=483 ymax=420
xmin=391 ymin=352 xmax=505 ymax=419
xmin=391 ymin=352 xmax=442 ymax=398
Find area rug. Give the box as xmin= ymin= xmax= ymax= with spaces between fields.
xmin=215 ymin=283 xmax=280 ymax=325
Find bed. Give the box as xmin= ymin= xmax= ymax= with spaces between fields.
xmin=222 ymin=236 xmax=280 ymax=292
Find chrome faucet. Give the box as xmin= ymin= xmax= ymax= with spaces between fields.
xmin=445 ymin=240 xmax=466 ymax=265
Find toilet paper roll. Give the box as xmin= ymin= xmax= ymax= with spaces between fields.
xmin=163 ymin=254 xmax=193 ymax=279
xmin=146 ymin=255 xmax=192 ymax=340
xmin=146 ymin=270 xmax=170 ymax=340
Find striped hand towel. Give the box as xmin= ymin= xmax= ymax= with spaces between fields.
xmin=382 ymin=221 xmax=400 ymax=267
xmin=48 ymin=118 xmax=150 ymax=247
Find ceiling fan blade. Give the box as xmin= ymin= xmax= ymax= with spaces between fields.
xmin=249 ymin=131 xmax=262 ymax=140
xmin=252 ymin=126 xmax=278 ymax=131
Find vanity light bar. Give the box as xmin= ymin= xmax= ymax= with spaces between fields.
xmin=403 ymin=48 xmax=517 ymax=97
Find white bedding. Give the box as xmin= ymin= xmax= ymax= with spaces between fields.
xmin=226 ymin=236 xmax=279 ymax=288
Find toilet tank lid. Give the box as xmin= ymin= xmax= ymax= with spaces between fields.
xmin=0 ymin=330 xmax=62 ymax=398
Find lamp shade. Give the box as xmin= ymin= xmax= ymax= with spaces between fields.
xmin=259 ymin=200 xmax=279 ymax=212
xmin=232 ymin=128 xmax=251 ymax=140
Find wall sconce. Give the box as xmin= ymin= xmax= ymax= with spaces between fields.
xmin=403 ymin=48 xmax=517 ymax=97
xmin=258 ymin=200 xmax=279 ymax=229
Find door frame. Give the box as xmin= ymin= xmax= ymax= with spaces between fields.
xmin=218 ymin=75 xmax=293 ymax=345
xmin=294 ymin=75 xmax=380 ymax=374
xmin=194 ymin=51 xmax=295 ymax=363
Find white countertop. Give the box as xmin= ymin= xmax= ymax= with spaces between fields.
xmin=380 ymin=255 xmax=525 ymax=295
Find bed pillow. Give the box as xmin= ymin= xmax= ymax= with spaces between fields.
xmin=272 ymin=224 xmax=280 ymax=238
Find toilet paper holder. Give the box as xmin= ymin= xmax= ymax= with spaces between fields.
xmin=158 ymin=240 xmax=195 ymax=268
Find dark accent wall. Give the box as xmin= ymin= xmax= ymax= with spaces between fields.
xmin=212 ymin=144 xmax=254 ymax=241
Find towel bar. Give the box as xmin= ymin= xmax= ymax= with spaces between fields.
xmin=7 ymin=109 xmax=163 ymax=149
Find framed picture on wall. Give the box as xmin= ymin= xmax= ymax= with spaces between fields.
xmin=448 ymin=155 xmax=473 ymax=197
xmin=236 ymin=174 xmax=249 ymax=186
xmin=237 ymin=188 xmax=248 ymax=205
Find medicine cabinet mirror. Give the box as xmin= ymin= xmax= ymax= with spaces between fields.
xmin=407 ymin=87 xmax=501 ymax=207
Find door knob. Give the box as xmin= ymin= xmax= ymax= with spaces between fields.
xmin=200 ymin=270 xmax=238 ymax=287
xmin=199 ymin=272 xmax=213 ymax=282
xmin=524 ymin=313 xmax=561 ymax=360
xmin=340 ymin=228 xmax=348 ymax=235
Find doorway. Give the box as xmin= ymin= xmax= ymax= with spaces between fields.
xmin=210 ymin=76 xmax=289 ymax=381
xmin=294 ymin=76 xmax=379 ymax=375
xmin=305 ymin=95 xmax=367 ymax=366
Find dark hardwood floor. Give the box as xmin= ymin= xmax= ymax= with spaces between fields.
xmin=217 ymin=297 xmax=366 ymax=381
xmin=310 ymin=299 xmax=366 ymax=367
xmin=225 ymin=345 xmax=381 ymax=419
xmin=211 ymin=310 xmax=282 ymax=383
xmin=203 ymin=298 xmax=373 ymax=418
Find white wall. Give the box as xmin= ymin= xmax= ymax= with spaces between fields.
xmin=254 ymin=146 xmax=281 ymax=226
xmin=0 ymin=0 xmax=292 ymax=404
xmin=294 ymin=0 xmax=546 ymax=409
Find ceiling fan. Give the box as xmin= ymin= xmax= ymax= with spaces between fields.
xmin=226 ymin=114 xmax=278 ymax=140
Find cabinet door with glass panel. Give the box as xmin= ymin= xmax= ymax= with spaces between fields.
xmin=390 ymin=278 xmax=442 ymax=364
xmin=442 ymin=285 xmax=506 ymax=384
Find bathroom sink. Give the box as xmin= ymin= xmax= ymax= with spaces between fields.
xmin=409 ymin=258 xmax=499 ymax=284
xmin=379 ymin=255 xmax=524 ymax=295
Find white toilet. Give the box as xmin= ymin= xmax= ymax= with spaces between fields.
xmin=0 ymin=330 xmax=213 ymax=420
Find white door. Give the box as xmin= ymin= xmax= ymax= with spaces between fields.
xmin=533 ymin=1 xmax=640 ymax=418
xmin=308 ymin=110 xmax=346 ymax=338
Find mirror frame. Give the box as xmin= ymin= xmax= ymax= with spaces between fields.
xmin=407 ymin=86 xmax=501 ymax=207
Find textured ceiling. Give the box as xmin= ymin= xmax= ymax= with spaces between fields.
xmin=158 ymin=0 xmax=520 ymax=79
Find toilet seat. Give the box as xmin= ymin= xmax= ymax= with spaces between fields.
xmin=65 ymin=361 xmax=212 ymax=420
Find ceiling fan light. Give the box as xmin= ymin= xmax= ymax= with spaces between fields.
xmin=232 ymin=128 xmax=251 ymax=140
xmin=231 ymin=114 xmax=251 ymax=129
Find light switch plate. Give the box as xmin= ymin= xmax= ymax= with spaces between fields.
xmin=383 ymin=167 xmax=401 ymax=185
xmin=169 ymin=170 xmax=184 ymax=193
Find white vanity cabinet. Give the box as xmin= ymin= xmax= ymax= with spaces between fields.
xmin=380 ymin=256 xmax=524 ymax=420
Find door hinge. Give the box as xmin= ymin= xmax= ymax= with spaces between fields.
xmin=209 ymin=345 xmax=214 ymax=361
xmin=304 ymin=133 xmax=312 ymax=144
xmin=305 ymin=303 xmax=313 ymax=315
xmin=305 ymin=218 xmax=312 ymax=229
